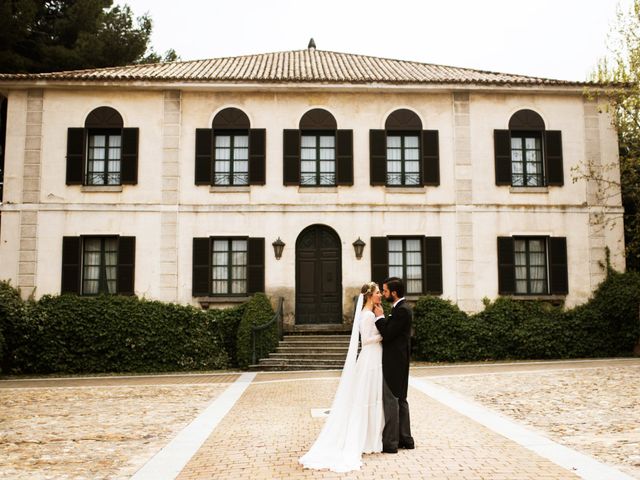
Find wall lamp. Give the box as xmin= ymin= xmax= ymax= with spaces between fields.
xmin=272 ymin=237 xmax=285 ymax=260
xmin=352 ymin=237 xmax=366 ymax=260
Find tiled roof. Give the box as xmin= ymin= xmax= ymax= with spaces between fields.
xmin=0 ymin=48 xmax=592 ymax=86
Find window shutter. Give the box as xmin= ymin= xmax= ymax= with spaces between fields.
xmin=423 ymin=236 xmax=443 ymax=294
xmin=422 ymin=130 xmax=440 ymax=186
xmin=497 ymin=237 xmax=515 ymax=294
xmin=370 ymin=130 xmax=386 ymax=185
xmin=249 ymin=128 xmax=266 ymax=185
xmin=121 ymin=128 xmax=139 ymax=184
xmin=548 ymin=237 xmax=568 ymax=294
xmin=371 ymin=237 xmax=389 ymax=287
xmin=247 ymin=237 xmax=265 ymax=293
xmin=283 ymin=129 xmax=300 ymax=185
xmin=66 ymin=128 xmax=85 ymax=185
xmin=195 ymin=129 xmax=213 ymax=185
xmin=494 ymin=130 xmax=512 ymax=186
xmin=545 ymin=131 xmax=564 ymax=186
xmin=336 ymin=129 xmax=353 ymax=185
xmin=192 ymin=238 xmax=210 ymax=296
xmin=117 ymin=236 xmax=136 ymax=295
xmin=61 ymin=236 xmax=81 ymax=293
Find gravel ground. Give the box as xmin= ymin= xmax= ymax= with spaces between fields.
xmin=429 ymin=365 xmax=640 ymax=479
xmin=0 ymin=384 xmax=227 ymax=480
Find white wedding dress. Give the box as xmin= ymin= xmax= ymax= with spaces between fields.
xmin=299 ymin=295 xmax=384 ymax=472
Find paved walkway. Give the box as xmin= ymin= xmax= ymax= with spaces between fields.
xmin=1 ymin=359 xmax=638 ymax=479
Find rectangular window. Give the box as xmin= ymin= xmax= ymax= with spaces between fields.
xmin=82 ymin=237 xmax=118 ymax=295
xmin=211 ymin=238 xmax=248 ymax=295
xmin=300 ymin=134 xmax=336 ymax=186
xmin=214 ymin=133 xmax=249 ymax=185
xmin=388 ymin=238 xmax=423 ymax=294
xmin=511 ymin=133 xmax=543 ymax=187
xmin=514 ymin=238 xmax=548 ymax=294
xmin=87 ymin=131 xmax=121 ymax=185
xmin=386 ymin=134 xmax=420 ymax=186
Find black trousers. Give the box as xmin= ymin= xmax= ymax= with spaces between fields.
xmin=382 ymin=379 xmax=414 ymax=449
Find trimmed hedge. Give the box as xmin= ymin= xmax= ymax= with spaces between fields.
xmin=236 ymin=293 xmax=276 ymax=368
xmin=414 ymin=270 xmax=640 ymax=362
xmin=204 ymin=303 xmax=246 ymax=368
xmin=3 ymin=293 xmax=229 ymax=374
xmin=0 ymin=281 xmax=281 ymax=374
xmin=0 ymin=281 xmax=27 ymax=373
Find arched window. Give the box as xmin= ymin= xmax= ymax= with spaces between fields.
xmin=283 ymin=109 xmax=353 ymax=187
xmin=65 ymin=106 xmax=139 ymax=186
xmin=369 ymin=109 xmax=439 ymax=187
xmin=494 ymin=109 xmax=563 ymax=187
xmin=300 ymin=109 xmax=337 ymax=186
xmin=195 ymin=107 xmax=265 ymax=186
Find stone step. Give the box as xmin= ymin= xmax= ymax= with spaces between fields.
xmin=276 ymin=346 xmax=349 ymax=353
xmin=258 ymin=358 xmax=345 ymax=366
xmin=248 ymin=364 xmax=342 ymax=371
xmin=267 ymin=352 xmax=347 ymax=360
xmin=282 ymin=335 xmax=351 ymax=342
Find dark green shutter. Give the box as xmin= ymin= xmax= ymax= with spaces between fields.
xmin=283 ymin=129 xmax=300 ymax=185
xmin=371 ymin=237 xmax=388 ymax=287
xmin=497 ymin=237 xmax=515 ymax=294
xmin=195 ymin=129 xmax=213 ymax=185
xmin=370 ymin=130 xmax=386 ymax=185
xmin=494 ymin=130 xmax=512 ymax=185
xmin=66 ymin=128 xmax=85 ymax=185
xmin=192 ymin=238 xmax=210 ymax=296
xmin=548 ymin=237 xmax=568 ymax=294
xmin=121 ymin=128 xmax=139 ymax=184
xmin=423 ymin=237 xmax=443 ymax=294
xmin=247 ymin=237 xmax=265 ymax=293
xmin=422 ymin=130 xmax=440 ymax=186
xmin=545 ymin=131 xmax=564 ymax=186
xmin=336 ymin=129 xmax=353 ymax=185
xmin=249 ymin=128 xmax=266 ymax=185
xmin=117 ymin=236 xmax=136 ymax=295
xmin=61 ymin=236 xmax=81 ymax=293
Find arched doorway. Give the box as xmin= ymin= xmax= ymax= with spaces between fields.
xmin=295 ymin=225 xmax=342 ymax=324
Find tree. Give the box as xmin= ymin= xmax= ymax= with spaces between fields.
xmin=0 ymin=0 xmax=178 ymax=73
xmin=587 ymin=0 xmax=640 ymax=271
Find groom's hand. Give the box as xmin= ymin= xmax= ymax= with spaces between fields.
xmin=374 ymin=305 xmax=384 ymax=318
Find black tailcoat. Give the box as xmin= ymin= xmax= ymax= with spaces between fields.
xmin=375 ymin=299 xmax=412 ymax=399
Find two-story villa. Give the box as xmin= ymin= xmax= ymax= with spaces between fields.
xmin=0 ymin=44 xmax=624 ymax=328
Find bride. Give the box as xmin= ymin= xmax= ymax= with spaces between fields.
xmin=299 ymin=282 xmax=385 ymax=472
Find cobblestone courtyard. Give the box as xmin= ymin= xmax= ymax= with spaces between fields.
xmin=0 ymin=359 xmax=638 ymax=479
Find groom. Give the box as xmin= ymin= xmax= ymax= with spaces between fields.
xmin=374 ymin=277 xmax=415 ymax=453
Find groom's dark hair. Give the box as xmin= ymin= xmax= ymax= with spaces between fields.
xmin=383 ymin=276 xmax=404 ymax=298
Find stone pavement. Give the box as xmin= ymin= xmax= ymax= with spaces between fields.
xmin=0 ymin=359 xmax=638 ymax=479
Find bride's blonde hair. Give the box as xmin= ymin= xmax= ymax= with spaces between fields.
xmin=360 ymin=281 xmax=379 ymax=307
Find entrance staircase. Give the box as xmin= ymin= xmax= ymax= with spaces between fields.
xmin=249 ymin=325 xmax=352 ymax=371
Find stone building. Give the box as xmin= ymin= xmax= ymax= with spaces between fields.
xmin=0 ymin=44 xmax=624 ymax=328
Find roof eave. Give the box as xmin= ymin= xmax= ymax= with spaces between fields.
xmin=0 ymin=78 xmax=609 ymax=95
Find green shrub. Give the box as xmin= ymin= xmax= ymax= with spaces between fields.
xmin=205 ymin=303 xmax=246 ymax=367
xmin=236 ymin=293 xmax=276 ymax=368
xmin=413 ymin=296 xmax=473 ymax=362
xmin=2 ymin=293 xmax=230 ymax=374
xmin=0 ymin=281 xmax=27 ymax=373
xmin=412 ymin=270 xmax=640 ymax=362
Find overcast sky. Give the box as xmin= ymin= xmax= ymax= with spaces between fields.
xmin=117 ymin=0 xmax=631 ymax=81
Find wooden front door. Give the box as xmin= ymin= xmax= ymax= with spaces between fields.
xmin=295 ymin=225 xmax=342 ymax=324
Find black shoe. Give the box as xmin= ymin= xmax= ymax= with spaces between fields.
xmin=382 ymin=447 xmax=398 ymax=454
xmin=398 ymin=442 xmax=415 ymax=449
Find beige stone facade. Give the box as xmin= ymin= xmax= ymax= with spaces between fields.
xmin=0 ymin=50 xmax=625 ymax=326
